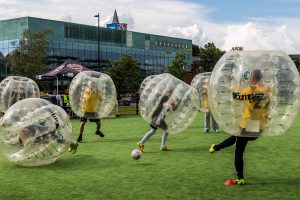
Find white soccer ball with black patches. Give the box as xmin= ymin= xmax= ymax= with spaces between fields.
xmin=131 ymin=149 xmax=142 ymax=160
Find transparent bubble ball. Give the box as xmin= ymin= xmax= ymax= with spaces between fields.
xmin=108 ymin=100 xmax=119 ymax=118
xmin=69 ymin=71 xmax=117 ymax=119
xmin=139 ymin=75 xmax=156 ymax=94
xmin=139 ymin=73 xmax=200 ymax=134
xmin=0 ymin=98 xmax=72 ymax=167
xmin=0 ymin=76 xmax=40 ymax=112
xmin=209 ymin=50 xmax=300 ymax=137
xmin=191 ymin=72 xmax=212 ymax=112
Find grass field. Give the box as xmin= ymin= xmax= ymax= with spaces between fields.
xmin=0 ymin=113 xmax=299 ymax=200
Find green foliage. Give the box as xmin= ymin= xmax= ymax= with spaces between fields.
xmin=107 ymin=54 xmax=143 ymax=93
xmin=164 ymin=50 xmax=188 ymax=80
xmin=192 ymin=44 xmax=200 ymax=56
xmin=198 ymin=42 xmax=225 ymax=72
xmin=0 ymin=114 xmax=299 ymax=199
xmin=5 ymin=29 xmax=51 ymax=78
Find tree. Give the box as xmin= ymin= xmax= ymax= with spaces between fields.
xmin=192 ymin=44 xmax=200 ymax=56
xmin=198 ymin=42 xmax=225 ymax=72
xmin=6 ymin=29 xmax=51 ymax=78
xmin=231 ymin=46 xmax=244 ymax=51
xmin=164 ymin=50 xmax=188 ymax=80
xmin=107 ymin=54 xmax=143 ymax=93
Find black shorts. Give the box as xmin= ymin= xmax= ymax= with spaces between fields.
xmin=80 ymin=118 xmax=100 ymax=123
xmin=150 ymin=124 xmax=158 ymax=130
xmin=150 ymin=120 xmax=167 ymax=131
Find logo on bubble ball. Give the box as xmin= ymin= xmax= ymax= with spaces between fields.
xmin=38 ymin=119 xmax=46 ymax=126
xmin=242 ymin=69 xmax=252 ymax=80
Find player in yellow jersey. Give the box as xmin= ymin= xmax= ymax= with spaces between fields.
xmin=77 ymin=81 xmax=104 ymax=143
xmin=202 ymin=84 xmax=218 ymax=133
xmin=209 ymin=69 xmax=271 ymax=185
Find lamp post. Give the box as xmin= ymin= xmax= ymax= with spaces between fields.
xmin=94 ymin=13 xmax=100 ymax=71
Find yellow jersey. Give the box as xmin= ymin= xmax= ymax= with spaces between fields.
xmin=240 ymin=84 xmax=271 ymax=130
xmin=201 ymin=87 xmax=209 ymax=110
xmin=81 ymin=88 xmax=102 ymax=113
xmin=203 ymin=93 xmax=209 ymax=110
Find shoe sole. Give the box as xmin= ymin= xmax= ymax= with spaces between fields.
xmin=96 ymin=132 xmax=105 ymax=137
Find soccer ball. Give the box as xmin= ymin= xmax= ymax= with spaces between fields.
xmin=131 ymin=149 xmax=142 ymax=160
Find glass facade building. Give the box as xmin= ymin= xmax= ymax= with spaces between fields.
xmin=0 ymin=17 xmax=192 ymax=78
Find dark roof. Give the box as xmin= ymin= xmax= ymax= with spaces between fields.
xmin=37 ymin=59 xmax=94 ymax=79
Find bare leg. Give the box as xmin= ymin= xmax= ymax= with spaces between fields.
xmin=77 ymin=121 xmax=86 ymax=142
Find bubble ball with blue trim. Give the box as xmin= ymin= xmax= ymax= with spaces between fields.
xmin=208 ymin=50 xmax=300 ymax=137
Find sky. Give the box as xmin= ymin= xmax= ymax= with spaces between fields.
xmin=0 ymin=0 xmax=300 ymax=54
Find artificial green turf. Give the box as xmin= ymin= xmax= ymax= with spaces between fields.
xmin=0 ymin=113 xmax=299 ymax=200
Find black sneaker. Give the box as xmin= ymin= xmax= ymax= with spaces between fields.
xmin=96 ymin=130 xmax=105 ymax=137
xmin=77 ymin=135 xmax=83 ymax=143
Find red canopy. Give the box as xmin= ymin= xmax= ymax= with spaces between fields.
xmin=37 ymin=59 xmax=94 ymax=79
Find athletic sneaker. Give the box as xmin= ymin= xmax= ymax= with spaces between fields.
xmin=209 ymin=144 xmax=216 ymax=153
xmin=160 ymin=146 xmax=172 ymax=151
xmin=77 ymin=135 xmax=83 ymax=143
xmin=96 ymin=130 xmax=105 ymax=137
xmin=203 ymin=129 xmax=209 ymax=133
xmin=214 ymin=129 xmax=219 ymax=133
xmin=68 ymin=141 xmax=79 ymax=154
xmin=137 ymin=142 xmax=144 ymax=153
xmin=234 ymin=179 xmax=245 ymax=185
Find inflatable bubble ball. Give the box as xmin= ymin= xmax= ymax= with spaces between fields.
xmin=139 ymin=75 xmax=156 ymax=94
xmin=0 ymin=98 xmax=72 ymax=167
xmin=209 ymin=50 xmax=300 ymax=137
xmin=69 ymin=71 xmax=117 ymax=119
xmin=139 ymin=73 xmax=200 ymax=134
xmin=191 ymin=72 xmax=212 ymax=112
xmin=108 ymin=100 xmax=119 ymax=118
xmin=0 ymin=76 xmax=40 ymax=112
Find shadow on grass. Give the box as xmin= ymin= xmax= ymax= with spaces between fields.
xmin=250 ymin=177 xmax=300 ymax=186
xmin=174 ymin=146 xmax=211 ymax=153
xmin=14 ymin=155 xmax=123 ymax=171
xmin=87 ymin=137 xmax=139 ymax=143
xmin=128 ymin=162 xmax=155 ymax=166
xmin=187 ymin=125 xmax=202 ymax=130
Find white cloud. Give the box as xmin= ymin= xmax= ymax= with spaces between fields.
xmin=56 ymin=14 xmax=72 ymax=22
xmin=0 ymin=0 xmax=299 ymax=54
xmin=221 ymin=22 xmax=300 ymax=53
xmin=167 ymin=24 xmax=206 ymax=44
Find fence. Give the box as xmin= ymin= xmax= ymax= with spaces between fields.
xmin=41 ymin=92 xmax=140 ymax=117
